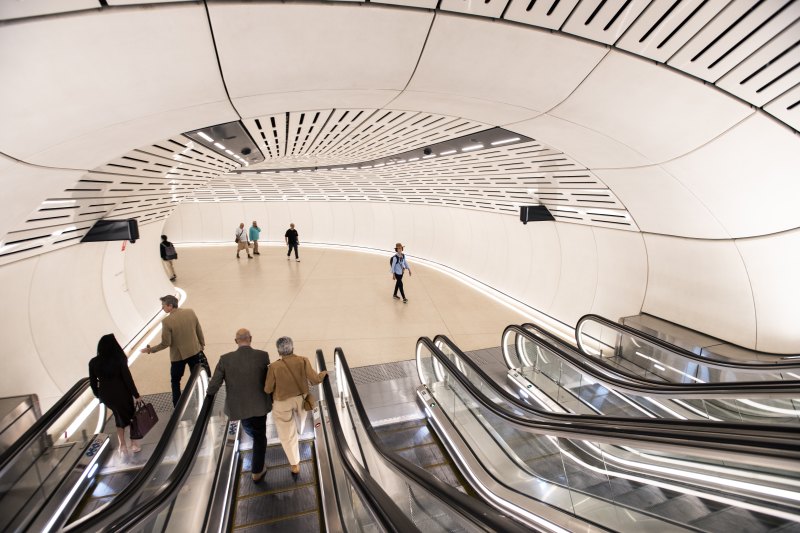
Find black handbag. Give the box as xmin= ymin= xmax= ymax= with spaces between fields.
xmin=130 ymin=401 xmax=159 ymax=440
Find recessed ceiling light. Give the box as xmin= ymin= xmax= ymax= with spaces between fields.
xmin=439 ymin=150 xmax=457 ymax=155
xmin=461 ymin=144 xmax=484 ymax=152
xmin=197 ymin=132 xmax=214 ymax=142
xmin=214 ymin=143 xmax=225 ymax=149
xmin=422 ymin=154 xmax=436 ymax=159
xmin=491 ymin=137 xmax=520 ymax=146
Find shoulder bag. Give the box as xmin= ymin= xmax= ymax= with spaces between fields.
xmin=280 ymin=358 xmax=315 ymax=411
xmin=130 ymin=399 xmax=159 ymax=440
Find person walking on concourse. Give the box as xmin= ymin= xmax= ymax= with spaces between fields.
xmin=264 ymin=336 xmax=327 ymax=478
xmin=249 ymin=221 xmax=262 ymax=255
xmin=89 ymin=334 xmax=142 ymax=458
xmin=159 ymin=234 xmax=178 ymax=281
xmin=141 ymin=294 xmax=206 ymax=406
xmin=285 ymin=223 xmax=299 ymax=261
xmin=236 ymin=222 xmax=252 ymax=259
xmin=207 ymin=328 xmax=272 ymax=482
xmin=391 ymin=242 xmax=412 ymax=303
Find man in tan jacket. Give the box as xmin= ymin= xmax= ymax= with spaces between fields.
xmin=142 ymin=294 xmax=206 ymax=406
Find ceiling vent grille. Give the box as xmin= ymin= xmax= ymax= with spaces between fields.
xmin=0 ymin=136 xmax=237 ymax=266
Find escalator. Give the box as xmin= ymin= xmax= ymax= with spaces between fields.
xmin=416 ymin=336 xmax=800 ymax=532
xmin=502 ymin=324 xmax=800 ymax=423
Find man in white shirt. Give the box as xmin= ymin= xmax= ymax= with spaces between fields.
xmin=235 ymin=222 xmax=252 ymax=259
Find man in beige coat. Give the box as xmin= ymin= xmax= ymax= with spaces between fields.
xmin=142 ymin=294 xmax=206 ymax=406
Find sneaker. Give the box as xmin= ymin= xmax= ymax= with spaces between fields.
xmin=296 ymin=258 xmax=300 ymax=262
xmin=236 ymin=255 xmax=240 ymax=258
xmin=252 ymin=467 xmax=267 ymax=483
xmin=403 ymin=299 xmax=408 ymax=303
xmin=169 ymin=276 xmax=176 ymax=281
xmin=253 ymin=252 xmax=260 ymax=255
xmin=248 ymin=255 xmax=253 ymax=259
xmin=393 ymin=295 xmax=401 ymax=300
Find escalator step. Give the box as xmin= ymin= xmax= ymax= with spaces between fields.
xmin=234 ymin=485 xmax=318 ymax=528
xmin=235 ymin=512 xmax=320 ymax=533
xmin=237 ymin=461 xmax=316 ymax=499
xmin=241 ymin=442 xmax=313 ymax=472
xmin=375 ymin=425 xmax=434 ymax=450
xmin=613 ymin=484 xmax=670 ymax=508
xmin=374 ymin=419 xmax=427 ymax=431
xmin=646 ymin=493 xmax=714 ymax=524
xmin=691 ymin=506 xmax=792 ymax=533
xmin=394 ymin=442 xmax=447 ymax=468
xmin=583 ymin=477 xmax=636 ymax=499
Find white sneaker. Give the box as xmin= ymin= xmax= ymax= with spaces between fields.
xmin=296 ymin=258 xmax=300 ymax=262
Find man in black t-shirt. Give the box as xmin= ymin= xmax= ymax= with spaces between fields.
xmin=285 ymin=223 xmax=299 ymax=262
xmin=160 ymin=235 xmax=177 ymax=281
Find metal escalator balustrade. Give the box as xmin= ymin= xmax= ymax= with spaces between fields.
xmin=504 ymin=324 xmax=800 ymax=424
xmin=417 ymin=336 xmax=800 ymax=532
xmin=329 ymin=347 xmax=534 ymax=533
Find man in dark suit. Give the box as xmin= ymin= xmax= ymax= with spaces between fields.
xmin=207 ymin=328 xmax=272 ymax=482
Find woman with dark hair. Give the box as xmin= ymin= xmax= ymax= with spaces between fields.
xmin=89 ymin=334 xmax=142 ymax=456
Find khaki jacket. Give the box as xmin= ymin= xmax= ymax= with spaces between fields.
xmin=265 ymin=354 xmax=324 ymax=401
xmin=150 ymin=308 xmax=205 ymax=362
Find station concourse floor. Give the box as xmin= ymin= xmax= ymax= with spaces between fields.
xmin=130 ymin=243 xmax=530 ymax=396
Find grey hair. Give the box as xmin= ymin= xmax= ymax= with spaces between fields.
xmin=276 ymin=336 xmax=294 ymax=356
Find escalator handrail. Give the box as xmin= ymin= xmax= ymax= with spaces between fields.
xmin=435 ymin=334 xmax=800 ymax=442
xmin=316 ymin=353 xmax=422 ymax=533
xmin=511 ymin=324 xmax=800 ymax=395
xmin=329 ymin=347 xmax=536 ymax=533
xmin=0 ymin=378 xmax=91 ymax=474
xmin=421 ymin=336 xmax=800 ymax=464
xmin=63 ymin=365 xmax=210 ymax=532
xmin=575 ymin=313 xmax=800 ymax=368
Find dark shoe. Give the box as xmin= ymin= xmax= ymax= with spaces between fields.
xmin=247 ymin=255 xmax=253 ymax=259
xmin=290 ymin=464 xmax=300 ymax=479
xmin=393 ymin=295 xmax=400 ymax=300
xmin=252 ymin=467 xmax=267 ymax=483
xmin=236 ymin=254 xmax=240 ymax=258
xmin=253 ymin=252 xmax=260 ymax=255
xmin=169 ymin=276 xmax=176 ymax=281
xmin=403 ymin=299 xmax=408 ymax=303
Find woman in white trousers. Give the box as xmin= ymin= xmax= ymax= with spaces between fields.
xmin=265 ymin=336 xmax=327 ymax=477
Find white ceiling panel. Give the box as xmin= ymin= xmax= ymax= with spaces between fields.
xmin=667 ymin=0 xmax=799 ymax=83
xmin=391 ymin=90 xmax=541 ymax=125
xmin=595 ymin=165 xmax=730 ymax=239
xmin=0 ymin=4 xmax=231 ymax=165
xmin=107 ymin=0 xmax=193 ymax=4
xmin=208 ymin=3 xmax=433 ymax=99
xmin=503 ymin=0 xmax=580 ymax=30
xmin=440 ymin=0 xmax=510 ymax=18
xmin=234 ymin=90 xmax=399 ymax=120
xmin=763 ymin=84 xmax=800 ymax=133
xmin=408 ymin=14 xmax=607 ymax=112
xmin=661 ymin=113 xmax=800 ymax=238
xmin=561 ymin=0 xmax=650 ymax=44
xmin=371 ymin=0 xmax=437 ymax=8
xmin=507 ymin=113 xmax=653 ymax=168
xmin=615 ymin=0 xmax=726 ymax=63
xmin=550 ymin=51 xmax=753 ymax=162
xmin=0 ymin=0 xmax=98 ymax=21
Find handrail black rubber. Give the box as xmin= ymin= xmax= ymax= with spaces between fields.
xmin=0 ymin=378 xmax=91 ymax=473
xmin=510 ymin=324 xmax=800 ymax=395
xmin=316 ymin=352 xmax=421 ymax=533
xmin=329 ymin=347 xmax=535 ymax=533
xmin=63 ymin=365 xmax=210 ymax=532
xmin=575 ymin=313 xmax=800 ymax=368
xmin=421 ymin=336 xmax=800 ymax=464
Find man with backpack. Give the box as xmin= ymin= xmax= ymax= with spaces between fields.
xmin=160 ymin=235 xmax=178 ymax=281
xmin=390 ymin=242 xmax=411 ymax=303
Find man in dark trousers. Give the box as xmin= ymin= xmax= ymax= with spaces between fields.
xmin=206 ymin=328 xmax=272 ymax=482
xmin=285 ymin=223 xmax=300 ymax=262
xmin=159 ymin=235 xmax=177 ymax=281
xmin=142 ymin=295 xmax=206 ymax=406
xmin=391 ymin=242 xmax=412 ymax=303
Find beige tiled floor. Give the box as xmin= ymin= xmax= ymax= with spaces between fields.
xmin=131 ymin=244 xmax=529 ymax=395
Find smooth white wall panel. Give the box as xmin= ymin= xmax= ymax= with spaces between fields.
xmin=125 ymin=224 xmax=176 ymax=317
xmin=310 ymin=203 xmax=335 ymax=244
xmin=596 ymin=166 xmax=730 ymax=239
xmin=590 ymin=228 xmax=648 ymax=321
xmin=101 ymin=240 xmax=148 ymax=341
xmin=265 ymin=203 xmax=292 ymax=243
xmin=548 ymin=223 xmax=600 ymax=325
xmin=661 ymin=113 xmax=800 ymax=238
xmin=391 ymin=90 xmax=539 ymax=126
xmin=428 ymin=208 xmax=460 ymax=271
xmin=409 ymin=14 xmax=606 ymax=112
xmin=507 ymin=114 xmax=652 ymax=169
xmin=351 ymin=203 xmax=380 ymax=250
xmin=642 ymin=235 xmax=756 ymax=348
xmin=0 ymin=5 xmax=235 ymax=168
xmin=516 ymin=221 xmax=562 ymax=313
xmin=735 ymin=229 xmax=800 ymax=353
xmin=0 ymin=258 xmax=62 ymax=406
xmin=551 ymin=51 xmax=753 ymax=163
xmin=209 ymin=3 xmax=432 ymax=106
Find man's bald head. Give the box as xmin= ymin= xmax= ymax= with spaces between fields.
xmin=235 ymin=328 xmax=252 ymax=346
